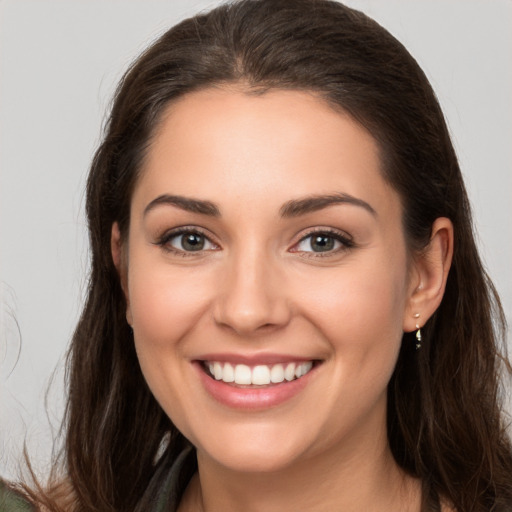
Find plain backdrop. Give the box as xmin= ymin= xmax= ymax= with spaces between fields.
xmin=1 ymin=0 xmax=511 ymax=478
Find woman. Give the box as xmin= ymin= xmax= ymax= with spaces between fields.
xmin=14 ymin=0 xmax=512 ymax=510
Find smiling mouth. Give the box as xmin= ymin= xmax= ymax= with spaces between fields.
xmin=202 ymin=360 xmax=317 ymax=387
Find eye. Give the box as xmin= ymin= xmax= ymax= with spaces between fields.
xmin=292 ymin=230 xmax=353 ymax=254
xmin=157 ymin=228 xmax=218 ymax=254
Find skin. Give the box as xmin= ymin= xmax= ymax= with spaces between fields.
xmin=112 ymin=88 xmax=453 ymax=511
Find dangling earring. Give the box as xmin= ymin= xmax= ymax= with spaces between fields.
xmin=414 ymin=313 xmax=422 ymax=350
xmin=415 ymin=324 xmax=422 ymax=350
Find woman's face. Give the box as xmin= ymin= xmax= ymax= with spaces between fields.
xmin=121 ymin=88 xmax=416 ymax=472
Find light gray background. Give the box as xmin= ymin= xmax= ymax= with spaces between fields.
xmin=1 ymin=0 xmax=511 ymax=478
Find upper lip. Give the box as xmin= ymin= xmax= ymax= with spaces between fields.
xmin=194 ymin=352 xmax=319 ymax=365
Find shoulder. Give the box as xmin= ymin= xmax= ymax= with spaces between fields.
xmin=0 ymin=479 xmax=34 ymax=512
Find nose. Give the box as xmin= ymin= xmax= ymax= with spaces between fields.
xmin=213 ymin=248 xmax=292 ymax=336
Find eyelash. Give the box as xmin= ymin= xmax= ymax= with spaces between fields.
xmin=291 ymin=228 xmax=355 ymax=258
xmin=155 ymin=227 xmax=354 ymax=257
xmin=155 ymin=227 xmax=218 ymax=257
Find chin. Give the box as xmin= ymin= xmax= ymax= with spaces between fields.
xmin=202 ymin=445 xmax=304 ymax=474
xmin=193 ymin=423 xmax=316 ymax=474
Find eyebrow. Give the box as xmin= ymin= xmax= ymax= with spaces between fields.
xmin=279 ymin=193 xmax=376 ymax=218
xmin=144 ymin=194 xmax=221 ymax=217
xmin=143 ymin=192 xmax=376 ymax=219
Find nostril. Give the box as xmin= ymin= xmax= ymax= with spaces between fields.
xmin=212 ymin=267 xmax=292 ymax=334
xmin=213 ymin=302 xmax=286 ymax=334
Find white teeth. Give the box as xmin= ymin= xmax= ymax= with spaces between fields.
xmin=284 ymin=362 xmax=296 ymax=381
xmin=270 ymin=364 xmax=285 ymax=383
xmin=223 ymin=362 xmax=235 ymax=383
xmin=302 ymin=361 xmax=313 ymax=374
xmin=252 ymin=365 xmax=271 ymax=385
xmin=295 ymin=361 xmax=313 ymax=378
xmin=205 ymin=361 xmax=314 ymax=385
xmin=234 ymin=364 xmax=252 ymax=385
xmin=213 ymin=362 xmax=223 ymax=380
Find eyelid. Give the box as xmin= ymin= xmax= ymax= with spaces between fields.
xmin=153 ymin=225 xmax=353 ymax=257
xmin=289 ymin=227 xmax=354 ymax=255
xmin=154 ymin=225 xmax=220 ymax=255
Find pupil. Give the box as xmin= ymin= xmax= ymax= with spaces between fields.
xmin=312 ymin=235 xmax=334 ymax=252
xmin=182 ymin=233 xmax=204 ymax=251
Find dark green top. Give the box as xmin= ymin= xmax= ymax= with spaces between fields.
xmin=142 ymin=445 xmax=196 ymax=512
xmin=0 ymin=480 xmax=33 ymax=512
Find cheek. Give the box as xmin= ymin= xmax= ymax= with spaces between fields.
xmin=300 ymin=256 xmax=408 ymax=427
xmin=127 ymin=261 xmax=218 ymax=430
xmin=126 ymin=256 xmax=216 ymax=388
xmin=297 ymin=254 xmax=408 ymax=363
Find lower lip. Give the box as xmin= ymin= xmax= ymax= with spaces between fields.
xmin=194 ymin=362 xmax=317 ymax=410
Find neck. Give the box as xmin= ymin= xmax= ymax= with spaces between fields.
xmin=179 ymin=425 xmax=421 ymax=512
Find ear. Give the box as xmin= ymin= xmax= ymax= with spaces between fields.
xmin=403 ymin=217 xmax=454 ymax=332
xmin=111 ymin=222 xmax=133 ymax=326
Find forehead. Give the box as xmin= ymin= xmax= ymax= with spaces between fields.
xmin=134 ymin=87 xmax=400 ymax=220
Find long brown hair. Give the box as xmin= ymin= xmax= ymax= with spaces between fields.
xmin=33 ymin=0 xmax=512 ymax=510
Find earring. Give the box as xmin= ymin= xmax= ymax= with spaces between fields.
xmin=414 ymin=313 xmax=422 ymax=350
